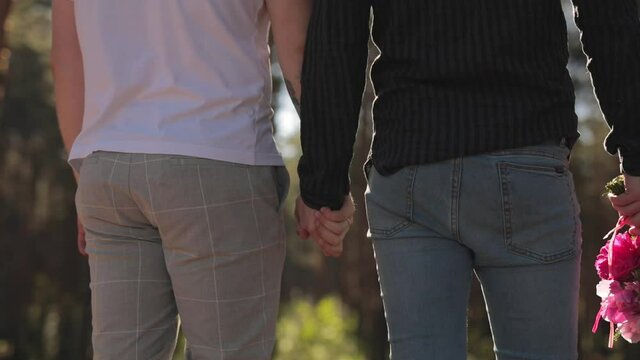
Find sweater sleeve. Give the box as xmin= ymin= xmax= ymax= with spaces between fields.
xmin=573 ymin=0 xmax=640 ymax=175
xmin=297 ymin=0 xmax=372 ymax=210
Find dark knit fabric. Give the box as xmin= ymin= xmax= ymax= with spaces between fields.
xmin=299 ymin=0 xmax=640 ymax=210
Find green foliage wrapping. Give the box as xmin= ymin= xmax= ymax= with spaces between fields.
xmin=605 ymin=175 xmax=626 ymax=196
xmin=613 ymin=330 xmax=622 ymax=343
xmin=275 ymin=296 xmax=366 ymax=360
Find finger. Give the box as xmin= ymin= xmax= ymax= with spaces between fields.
xmin=317 ymin=217 xmax=350 ymax=236
xmin=629 ymin=226 xmax=640 ymax=237
xmin=319 ymin=207 xmax=351 ymax=222
xmin=609 ymin=193 xmax=637 ymax=208
xmin=304 ymin=215 xmax=318 ymax=233
xmin=339 ymin=196 xmax=356 ymax=217
xmin=615 ymin=200 xmax=640 ymax=217
xmin=626 ymin=211 xmax=640 ymax=228
xmin=323 ymin=243 xmax=343 ymax=257
xmin=324 ymin=200 xmax=355 ymax=220
xmin=315 ymin=238 xmax=343 ymax=257
xmin=312 ymin=232 xmax=344 ymax=254
xmin=297 ymin=212 xmax=317 ymax=234
xmin=295 ymin=196 xmax=319 ymax=232
xmin=319 ymin=197 xmax=355 ymax=222
xmin=314 ymin=225 xmax=341 ymax=246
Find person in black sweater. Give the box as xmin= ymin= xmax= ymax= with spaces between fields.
xmin=294 ymin=0 xmax=640 ymax=358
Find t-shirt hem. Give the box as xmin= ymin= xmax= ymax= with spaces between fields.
xmin=68 ymin=140 xmax=284 ymax=172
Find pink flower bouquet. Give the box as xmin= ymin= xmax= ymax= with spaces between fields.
xmin=593 ymin=176 xmax=640 ymax=346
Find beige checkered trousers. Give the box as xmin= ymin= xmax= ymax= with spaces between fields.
xmin=76 ymin=152 xmax=288 ymax=360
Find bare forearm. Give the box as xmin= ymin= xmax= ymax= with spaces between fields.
xmin=51 ymin=0 xmax=84 ymax=155
xmin=266 ymin=0 xmax=312 ymax=113
xmin=53 ymin=65 xmax=84 ymax=154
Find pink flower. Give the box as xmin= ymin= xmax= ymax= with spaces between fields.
xmin=597 ymin=280 xmax=623 ymax=323
xmin=596 ymin=246 xmax=610 ymax=280
xmin=620 ymin=315 xmax=640 ymax=343
xmin=595 ymin=232 xmax=640 ymax=281
xmin=599 ymin=281 xmax=640 ymax=324
xmin=597 ymin=280 xmax=640 ymax=344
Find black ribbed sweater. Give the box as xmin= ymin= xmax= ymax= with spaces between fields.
xmin=298 ymin=0 xmax=640 ymax=210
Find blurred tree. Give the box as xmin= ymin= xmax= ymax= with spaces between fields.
xmin=275 ymin=296 xmax=366 ymax=360
xmin=0 ymin=0 xmax=12 ymax=104
xmin=0 ymin=0 xmax=90 ymax=359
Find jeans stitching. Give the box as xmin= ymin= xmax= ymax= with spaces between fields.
xmin=406 ymin=166 xmax=417 ymax=222
xmin=499 ymin=163 xmax=513 ymax=247
xmin=370 ymin=220 xmax=410 ymax=236
xmin=451 ymin=158 xmax=463 ymax=243
xmin=491 ymin=143 xmax=570 ymax=161
xmin=368 ymin=168 xmax=412 ymax=237
xmin=566 ymin=172 xmax=579 ymax=256
xmin=498 ymin=162 xmax=577 ymax=263
xmin=494 ymin=149 xmax=561 ymax=159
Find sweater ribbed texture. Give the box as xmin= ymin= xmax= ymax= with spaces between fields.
xmin=299 ymin=0 xmax=640 ymax=210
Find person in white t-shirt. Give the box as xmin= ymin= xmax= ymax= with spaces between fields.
xmin=51 ymin=0 xmax=354 ymax=358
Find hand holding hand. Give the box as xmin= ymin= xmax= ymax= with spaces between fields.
xmin=295 ymin=195 xmax=355 ymax=257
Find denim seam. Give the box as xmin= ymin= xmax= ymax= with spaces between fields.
xmin=500 ymin=162 xmax=567 ymax=176
xmin=499 ymin=163 xmax=513 ymax=249
xmin=369 ymin=220 xmax=410 ymax=237
xmin=451 ymin=158 xmax=462 ymax=243
xmin=498 ymin=162 xmax=577 ymax=263
xmin=566 ymin=171 xmax=579 ymax=255
xmin=494 ymin=150 xmax=558 ymax=158
xmin=491 ymin=147 xmax=569 ymax=162
xmin=369 ymin=167 xmax=414 ymax=237
xmin=406 ymin=166 xmax=417 ymax=222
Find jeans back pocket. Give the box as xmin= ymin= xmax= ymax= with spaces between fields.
xmin=365 ymin=166 xmax=416 ymax=238
xmin=498 ymin=162 xmax=580 ymax=263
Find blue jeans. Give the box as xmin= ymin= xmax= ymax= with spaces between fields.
xmin=366 ymin=143 xmax=581 ymax=360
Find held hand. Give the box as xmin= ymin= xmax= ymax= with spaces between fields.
xmin=295 ymin=196 xmax=318 ymax=240
xmin=77 ymin=216 xmax=88 ymax=256
xmin=313 ymin=196 xmax=355 ymax=257
xmin=609 ymin=174 xmax=640 ymax=227
xmin=295 ymin=195 xmax=355 ymax=257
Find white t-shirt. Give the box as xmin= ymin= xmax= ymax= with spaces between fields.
xmin=68 ymin=0 xmax=283 ymax=170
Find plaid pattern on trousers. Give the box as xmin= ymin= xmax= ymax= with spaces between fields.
xmin=75 ymin=152 xmax=289 ymax=360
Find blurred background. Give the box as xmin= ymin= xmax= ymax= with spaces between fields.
xmin=0 ymin=0 xmax=639 ymax=359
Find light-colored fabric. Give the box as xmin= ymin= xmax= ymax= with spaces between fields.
xmin=69 ymin=0 xmax=282 ymax=171
xmin=76 ymin=152 xmax=288 ymax=359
